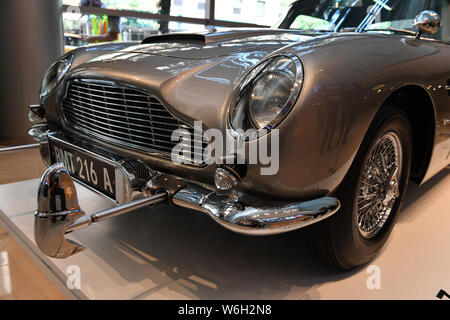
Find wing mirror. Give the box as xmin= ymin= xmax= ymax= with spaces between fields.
xmin=414 ymin=10 xmax=440 ymax=40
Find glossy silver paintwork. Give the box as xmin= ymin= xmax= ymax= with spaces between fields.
xmin=39 ymin=22 xmax=450 ymax=201
xmin=30 ymin=6 xmax=450 ymax=258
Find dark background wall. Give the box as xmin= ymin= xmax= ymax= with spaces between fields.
xmin=0 ymin=0 xmax=64 ymax=145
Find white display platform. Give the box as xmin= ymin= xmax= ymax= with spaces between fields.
xmin=0 ymin=170 xmax=449 ymax=300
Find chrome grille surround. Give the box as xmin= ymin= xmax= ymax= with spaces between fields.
xmin=61 ymin=79 xmax=206 ymax=165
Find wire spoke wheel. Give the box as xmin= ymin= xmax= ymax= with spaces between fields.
xmin=357 ymin=131 xmax=403 ymax=239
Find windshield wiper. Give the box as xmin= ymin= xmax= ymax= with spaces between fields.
xmin=334 ymin=0 xmax=363 ymax=32
xmin=296 ymin=29 xmax=336 ymax=33
xmin=341 ymin=27 xmax=416 ymax=35
xmin=357 ymin=0 xmax=391 ymax=32
xmin=363 ymin=27 xmax=416 ymax=35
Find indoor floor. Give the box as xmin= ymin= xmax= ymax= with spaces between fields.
xmin=0 ymin=148 xmax=449 ymax=300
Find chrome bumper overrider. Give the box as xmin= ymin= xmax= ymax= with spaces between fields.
xmin=31 ymin=129 xmax=340 ymax=259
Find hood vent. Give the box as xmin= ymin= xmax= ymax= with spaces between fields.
xmin=141 ymin=34 xmax=206 ymax=45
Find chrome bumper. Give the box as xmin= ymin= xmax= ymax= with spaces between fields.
xmin=31 ymin=129 xmax=340 ymax=259
xmin=173 ymin=185 xmax=339 ymax=235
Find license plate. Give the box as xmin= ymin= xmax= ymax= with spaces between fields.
xmin=49 ymin=139 xmax=117 ymax=200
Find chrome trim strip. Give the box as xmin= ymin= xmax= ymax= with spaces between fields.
xmin=62 ymin=119 xmax=204 ymax=157
xmin=62 ymin=110 xmax=175 ymax=131
xmin=62 ymin=101 xmax=181 ymax=127
xmin=63 ymin=113 xmax=182 ymax=144
xmin=65 ymin=78 xmax=191 ymax=126
xmin=66 ymin=93 xmax=170 ymax=117
xmin=68 ymin=87 xmax=164 ymax=105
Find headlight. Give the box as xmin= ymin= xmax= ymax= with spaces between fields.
xmin=229 ymin=54 xmax=303 ymax=137
xmin=40 ymin=54 xmax=73 ymax=99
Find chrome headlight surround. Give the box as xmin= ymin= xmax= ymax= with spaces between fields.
xmin=40 ymin=54 xmax=73 ymax=100
xmin=228 ymin=53 xmax=303 ymax=140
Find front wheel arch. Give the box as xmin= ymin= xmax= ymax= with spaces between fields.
xmin=370 ymin=85 xmax=435 ymax=184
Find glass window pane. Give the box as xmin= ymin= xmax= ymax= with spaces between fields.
xmin=62 ymin=0 xmax=209 ymax=46
xmin=197 ymin=1 xmax=206 ymax=11
xmin=63 ymin=13 xmax=161 ymax=44
xmin=169 ymin=21 xmax=207 ymax=32
xmin=215 ymin=0 xmax=296 ymax=26
xmin=170 ymin=0 xmax=206 ymax=19
xmin=64 ymin=0 xmax=159 ymax=13
xmin=257 ymin=1 xmax=265 ymax=18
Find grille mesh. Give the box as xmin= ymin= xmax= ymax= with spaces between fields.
xmin=61 ymin=79 xmax=206 ymax=164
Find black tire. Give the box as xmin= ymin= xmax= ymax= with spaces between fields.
xmin=307 ymin=104 xmax=412 ymax=270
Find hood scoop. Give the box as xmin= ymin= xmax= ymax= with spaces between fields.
xmin=142 ymin=33 xmax=206 ymax=45
xmin=140 ymin=29 xmax=311 ymax=46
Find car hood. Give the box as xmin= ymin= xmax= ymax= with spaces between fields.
xmin=118 ymin=28 xmax=313 ymax=59
xmin=67 ymin=31 xmax=395 ymax=131
xmin=67 ymin=29 xmax=317 ymax=129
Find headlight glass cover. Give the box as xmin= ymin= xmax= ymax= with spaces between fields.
xmin=40 ymin=54 xmax=73 ymax=99
xmin=229 ymin=54 xmax=303 ymax=137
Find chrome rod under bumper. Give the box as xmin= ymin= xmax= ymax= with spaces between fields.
xmin=0 ymin=143 xmax=40 ymax=154
xmin=173 ymin=185 xmax=340 ymax=236
xmin=68 ymin=193 xmax=168 ymax=232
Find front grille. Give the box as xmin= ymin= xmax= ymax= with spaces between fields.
xmin=61 ymin=79 xmax=206 ymax=165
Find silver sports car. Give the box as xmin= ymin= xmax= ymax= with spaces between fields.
xmin=29 ymin=0 xmax=449 ymax=269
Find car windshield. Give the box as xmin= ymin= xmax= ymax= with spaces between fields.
xmin=278 ymin=0 xmax=446 ymax=38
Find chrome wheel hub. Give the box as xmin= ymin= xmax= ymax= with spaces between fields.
xmin=357 ymin=132 xmax=403 ymax=239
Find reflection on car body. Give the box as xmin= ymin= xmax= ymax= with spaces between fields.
xmin=28 ymin=0 xmax=450 ymax=269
